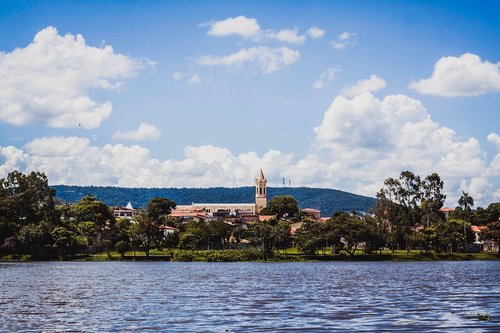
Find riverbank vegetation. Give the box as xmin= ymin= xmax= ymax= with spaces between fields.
xmin=1 ymin=170 xmax=499 ymax=262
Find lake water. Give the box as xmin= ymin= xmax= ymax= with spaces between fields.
xmin=0 ymin=261 xmax=499 ymax=332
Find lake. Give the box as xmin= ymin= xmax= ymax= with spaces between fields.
xmin=1 ymin=261 xmax=499 ymax=332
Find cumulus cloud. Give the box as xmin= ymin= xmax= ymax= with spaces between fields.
xmin=206 ymin=16 xmax=261 ymax=39
xmin=487 ymin=133 xmax=500 ymax=148
xmin=0 ymin=138 xmax=292 ymax=187
xmin=306 ymin=27 xmax=325 ymax=39
xmin=340 ymin=75 xmax=386 ymax=97
xmin=309 ymin=91 xmax=495 ymax=204
xmin=113 ymin=122 xmax=161 ymax=142
xmin=205 ymin=16 xmax=321 ymax=44
xmin=197 ymin=47 xmax=300 ymax=74
xmin=0 ymin=26 xmax=145 ymax=129
xmin=409 ymin=53 xmax=500 ymax=96
xmin=331 ymin=32 xmax=356 ymax=49
xmin=1 ymin=92 xmax=498 ymax=205
xmin=313 ymin=67 xmax=340 ymax=90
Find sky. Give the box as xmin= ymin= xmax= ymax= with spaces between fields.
xmin=0 ymin=0 xmax=499 ymax=206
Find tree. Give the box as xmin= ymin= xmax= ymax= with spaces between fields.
xmin=330 ymin=213 xmax=373 ymax=256
xmin=474 ymin=207 xmax=492 ymax=226
xmin=375 ymin=171 xmax=422 ymax=252
xmin=231 ymin=227 xmax=249 ymax=249
xmin=294 ymin=219 xmax=323 ymax=255
xmin=487 ymin=203 xmax=500 ymax=222
xmin=481 ymin=222 xmax=500 ymax=255
xmin=253 ymin=218 xmax=291 ymax=258
xmin=71 ymin=195 xmax=114 ymax=228
xmin=115 ymin=240 xmax=130 ymax=258
xmin=0 ymin=171 xmax=58 ymax=248
xmin=147 ymin=197 xmax=176 ymax=221
xmin=265 ymin=195 xmax=299 ymax=218
xmin=421 ymin=173 xmax=446 ymax=227
xmin=178 ymin=220 xmax=209 ymax=250
xmin=435 ymin=219 xmax=473 ymax=253
xmin=458 ymin=191 xmax=474 ymax=212
xmin=207 ymin=220 xmax=232 ymax=249
xmin=133 ymin=213 xmax=163 ymax=257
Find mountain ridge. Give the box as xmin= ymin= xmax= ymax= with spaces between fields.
xmin=52 ymin=185 xmax=377 ymax=217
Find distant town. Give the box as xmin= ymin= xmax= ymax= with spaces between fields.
xmin=0 ymin=169 xmax=499 ymax=261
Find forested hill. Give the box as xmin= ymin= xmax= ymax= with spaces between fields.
xmin=52 ymin=186 xmax=377 ymax=217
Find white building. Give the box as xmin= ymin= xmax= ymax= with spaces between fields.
xmin=113 ymin=202 xmax=141 ymax=219
xmin=172 ymin=169 xmax=268 ymax=217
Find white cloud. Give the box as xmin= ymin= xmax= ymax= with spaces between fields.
xmin=409 ymin=53 xmax=500 ymax=96
xmin=0 ymin=138 xmax=292 ymax=187
xmin=487 ymin=133 xmax=500 ymax=149
xmin=306 ymin=27 xmax=325 ymax=39
xmin=0 ymin=26 xmax=145 ymax=129
xmin=313 ymin=67 xmax=340 ymax=90
xmin=331 ymin=32 xmax=356 ymax=49
xmin=207 ymin=16 xmax=261 ymax=39
xmin=113 ymin=122 xmax=161 ymax=142
xmin=1 ymin=92 xmax=498 ymax=205
xmin=205 ymin=16 xmax=320 ymax=43
xmin=309 ymin=91 xmax=495 ymax=204
xmin=197 ymin=47 xmax=300 ymax=74
xmin=340 ymin=75 xmax=386 ymax=97
xmin=266 ymin=28 xmax=306 ymax=44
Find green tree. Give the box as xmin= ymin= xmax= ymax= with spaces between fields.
xmin=17 ymin=223 xmax=52 ymax=255
xmin=231 ymin=227 xmax=249 ymax=249
xmin=481 ymin=221 xmax=500 ymax=255
xmin=147 ymin=197 xmax=176 ymax=221
xmin=331 ymin=213 xmax=373 ymax=256
xmin=487 ymin=203 xmax=500 ymax=222
xmin=133 ymin=213 xmax=163 ymax=257
xmin=253 ymin=218 xmax=291 ymax=258
xmin=0 ymin=171 xmax=58 ymax=248
xmin=294 ymin=219 xmax=323 ymax=255
xmin=178 ymin=220 xmax=209 ymax=250
xmin=265 ymin=195 xmax=299 ymax=218
xmin=474 ymin=207 xmax=492 ymax=226
xmin=421 ymin=173 xmax=446 ymax=227
xmin=78 ymin=221 xmax=99 ymax=245
xmin=435 ymin=219 xmax=474 ymax=253
xmin=115 ymin=240 xmax=130 ymax=258
xmin=207 ymin=220 xmax=232 ymax=249
xmin=71 ymin=195 xmax=114 ymax=228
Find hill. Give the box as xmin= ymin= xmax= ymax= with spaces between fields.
xmin=52 ymin=185 xmax=377 ymax=217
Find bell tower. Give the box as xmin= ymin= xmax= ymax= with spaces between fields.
xmin=255 ymin=168 xmax=267 ymax=214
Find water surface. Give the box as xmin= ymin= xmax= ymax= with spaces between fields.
xmin=1 ymin=261 xmax=499 ymax=332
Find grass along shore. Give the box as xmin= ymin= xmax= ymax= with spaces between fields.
xmin=1 ymin=248 xmax=499 ymax=262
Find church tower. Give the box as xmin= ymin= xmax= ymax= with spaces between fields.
xmin=255 ymin=168 xmax=267 ymax=214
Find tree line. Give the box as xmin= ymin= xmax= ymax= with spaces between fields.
xmin=0 ymin=170 xmax=499 ymax=259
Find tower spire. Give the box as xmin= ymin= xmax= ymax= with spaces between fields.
xmin=255 ymin=168 xmax=267 ymax=214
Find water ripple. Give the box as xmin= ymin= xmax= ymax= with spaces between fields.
xmin=0 ymin=261 xmax=499 ymax=332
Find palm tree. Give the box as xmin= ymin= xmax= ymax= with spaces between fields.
xmin=458 ymin=191 xmax=474 ymax=211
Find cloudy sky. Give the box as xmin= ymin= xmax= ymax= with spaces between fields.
xmin=0 ymin=1 xmax=499 ymax=206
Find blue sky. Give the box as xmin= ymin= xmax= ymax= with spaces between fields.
xmin=0 ymin=0 xmax=499 ymax=206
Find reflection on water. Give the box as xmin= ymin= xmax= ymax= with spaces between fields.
xmin=0 ymin=261 xmax=499 ymax=332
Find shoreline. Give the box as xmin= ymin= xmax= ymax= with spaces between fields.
xmin=2 ymin=250 xmax=499 ymax=263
